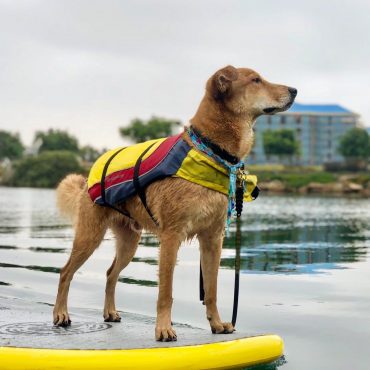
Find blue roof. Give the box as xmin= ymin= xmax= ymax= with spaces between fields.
xmin=288 ymin=102 xmax=353 ymax=114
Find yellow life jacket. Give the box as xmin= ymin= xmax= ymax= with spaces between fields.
xmin=87 ymin=133 xmax=258 ymax=207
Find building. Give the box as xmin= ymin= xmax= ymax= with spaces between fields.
xmin=247 ymin=103 xmax=360 ymax=166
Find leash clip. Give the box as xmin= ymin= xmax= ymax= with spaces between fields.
xmin=236 ymin=168 xmax=249 ymax=186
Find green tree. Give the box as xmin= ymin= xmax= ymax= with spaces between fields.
xmin=119 ymin=117 xmax=181 ymax=143
xmin=0 ymin=130 xmax=24 ymax=160
xmin=10 ymin=151 xmax=84 ymax=188
xmin=80 ymin=145 xmax=101 ymax=162
xmin=262 ymin=129 xmax=300 ymax=163
xmin=338 ymin=128 xmax=369 ymax=161
xmin=35 ymin=129 xmax=79 ymax=153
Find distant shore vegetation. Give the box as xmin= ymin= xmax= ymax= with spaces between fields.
xmin=0 ymin=120 xmax=369 ymax=193
xmin=0 ymin=129 xmax=98 ymax=188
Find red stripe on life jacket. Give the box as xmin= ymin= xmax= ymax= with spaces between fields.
xmin=88 ymin=133 xmax=183 ymax=202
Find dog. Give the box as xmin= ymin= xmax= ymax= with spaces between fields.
xmin=53 ymin=65 xmax=297 ymax=341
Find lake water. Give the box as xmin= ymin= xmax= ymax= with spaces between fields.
xmin=0 ymin=187 xmax=369 ymax=369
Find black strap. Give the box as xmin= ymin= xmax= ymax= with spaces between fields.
xmin=133 ymin=142 xmax=159 ymax=227
xmin=199 ymin=264 xmax=205 ymax=303
xmin=231 ymin=215 xmax=242 ymax=327
xmin=251 ymin=185 xmax=260 ymax=200
xmin=231 ymin=182 xmax=244 ymax=326
xmin=198 ymin=216 xmax=242 ymax=327
xmin=100 ymin=147 xmax=133 ymax=219
xmin=199 ymin=182 xmax=245 ymax=328
xmin=190 ymin=126 xmax=240 ymax=165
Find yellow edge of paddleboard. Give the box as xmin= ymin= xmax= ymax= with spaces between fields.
xmin=0 ymin=335 xmax=283 ymax=370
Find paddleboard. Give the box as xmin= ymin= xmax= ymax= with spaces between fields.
xmin=0 ymin=297 xmax=283 ymax=370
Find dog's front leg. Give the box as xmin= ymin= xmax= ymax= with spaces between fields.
xmin=155 ymin=233 xmax=180 ymax=341
xmin=199 ymin=231 xmax=235 ymax=334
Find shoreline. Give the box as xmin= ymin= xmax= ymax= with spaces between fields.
xmin=259 ymin=179 xmax=370 ymax=196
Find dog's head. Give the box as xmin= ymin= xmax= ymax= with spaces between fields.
xmin=206 ymin=65 xmax=297 ymax=118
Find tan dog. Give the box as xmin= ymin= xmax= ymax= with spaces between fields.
xmin=53 ymin=65 xmax=297 ymax=341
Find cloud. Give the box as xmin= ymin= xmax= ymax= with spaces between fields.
xmin=0 ymin=0 xmax=369 ymax=148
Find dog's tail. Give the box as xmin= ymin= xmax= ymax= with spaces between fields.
xmin=56 ymin=174 xmax=86 ymax=222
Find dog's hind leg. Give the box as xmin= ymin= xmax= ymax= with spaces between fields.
xmin=53 ymin=206 xmax=108 ymax=326
xmin=198 ymin=228 xmax=235 ymax=334
xmin=103 ymin=220 xmax=142 ymax=322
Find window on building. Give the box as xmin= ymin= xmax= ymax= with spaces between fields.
xmin=267 ymin=116 xmax=272 ymax=125
xmin=295 ymin=115 xmax=301 ymax=124
xmin=342 ymin=117 xmax=354 ymax=124
xmin=328 ymin=139 xmax=331 ymax=148
xmin=281 ymin=115 xmax=286 ymax=124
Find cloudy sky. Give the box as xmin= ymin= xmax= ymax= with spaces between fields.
xmin=0 ymin=0 xmax=369 ymax=149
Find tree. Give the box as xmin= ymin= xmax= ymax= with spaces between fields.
xmin=338 ymin=128 xmax=369 ymax=161
xmin=0 ymin=131 xmax=24 ymax=160
xmin=80 ymin=145 xmax=101 ymax=162
xmin=35 ymin=129 xmax=79 ymax=153
xmin=119 ymin=117 xmax=181 ymax=143
xmin=10 ymin=151 xmax=84 ymax=188
xmin=262 ymin=129 xmax=300 ymax=163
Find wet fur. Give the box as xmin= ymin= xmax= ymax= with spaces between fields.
xmin=53 ymin=66 xmax=296 ymax=341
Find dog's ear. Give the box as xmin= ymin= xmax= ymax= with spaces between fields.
xmin=209 ymin=65 xmax=238 ymax=100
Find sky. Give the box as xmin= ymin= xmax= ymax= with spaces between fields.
xmin=0 ymin=0 xmax=369 ymax=149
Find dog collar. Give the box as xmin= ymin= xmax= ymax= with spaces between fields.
xmin=189 ymin=126 xmax=240 ymax=165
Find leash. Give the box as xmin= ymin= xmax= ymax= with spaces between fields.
xmin=199 ymin=173 xmax=244 ymax=328
xmin=232 ymin=179 xmax=244 ymax=326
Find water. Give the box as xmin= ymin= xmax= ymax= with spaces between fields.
xmin=0 ymin=187 xmax=369 ymax=369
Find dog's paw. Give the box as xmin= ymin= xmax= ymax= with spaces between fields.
xmin=53 ymin=311 xmax=71 ymax=327
xmin=103 ymin=310 xmax=121 ymax=322
xmin=155 ymin=325 xmax=177 ymax=342
xmin=211 ymin=322 xmax=235 ymax=334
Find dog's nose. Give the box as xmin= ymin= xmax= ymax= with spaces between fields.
xmin=288 ymin=87 xmax=297 ymax=97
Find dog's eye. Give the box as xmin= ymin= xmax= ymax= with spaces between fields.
xmin=252 ymin=77 xmax=262 ymax=84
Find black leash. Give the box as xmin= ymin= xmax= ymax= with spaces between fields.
xmin=232 ymin=184 xmax=244 ymax=327
xmin=231 ymin=217 xmax=242 ymax=326
xmin=199 ymin=178 xmax=244 ymax=328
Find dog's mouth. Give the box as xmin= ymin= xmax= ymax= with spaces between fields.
xmin=263 ymin=100 xmax=294 ymax=115
xmin=263 ymin=107 xmax=278 ymax=114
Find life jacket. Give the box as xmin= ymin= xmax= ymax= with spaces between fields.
xmin=87 ymin=133 xmax=258 ymax=208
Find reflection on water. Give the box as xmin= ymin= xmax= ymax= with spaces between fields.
xmin=132 ymin=256 xmax=158 ymax=266
xmin=0 ymin=262 xmax=61 ymax=274
xmin=221 ymin=197 xmax=368 ymax=274
xmin=118 ymin=276 xmax=158 ymax=287
xmin=140 ymin=234 xmax=159 ymax=247
xmin=246 ymin=356 xmax=287 ymax=370
xmin=0 ymin=188 xmax=369 ymax=285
